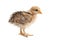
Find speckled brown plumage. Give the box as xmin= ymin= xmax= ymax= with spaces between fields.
xmin=9 ymin=11 xmax=33 ymax=25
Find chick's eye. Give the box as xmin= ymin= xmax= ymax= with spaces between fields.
xmin=35 ymin=9 xmax=38 ymax=11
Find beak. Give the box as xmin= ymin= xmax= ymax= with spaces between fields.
xmin=38 ymin=10 xmax=42 ymax=14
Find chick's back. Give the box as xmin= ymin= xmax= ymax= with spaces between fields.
xmin=9 ymin=11 xmax=33 ymax=25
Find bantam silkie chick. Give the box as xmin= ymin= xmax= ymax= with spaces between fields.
xmin=9 ymin=6 xmax=42 ymax=37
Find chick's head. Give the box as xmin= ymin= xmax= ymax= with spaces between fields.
xmin=30 ymin=6 xmax=42 ymax=14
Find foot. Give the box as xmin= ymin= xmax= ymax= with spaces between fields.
xmin=26 ymin=33 xmax=33 ymax=36
xmin=19 ymin=32 xmax=28 ymax=37
xmin=19 ymin=32 xmax=33 ymax=37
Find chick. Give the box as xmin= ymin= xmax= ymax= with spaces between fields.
xmin=9 ymin=6 xmax=42 ymax=37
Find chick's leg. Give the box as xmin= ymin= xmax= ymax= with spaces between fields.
xmin=20 ymin=27 xmax=24 ymax=35
xmin=23 ymin=27 xmax=33 ymax=37
xmin=19 ymin=27 xmax=28 ymax=37
xmin=19 ymin=26 xmax=33 ymax=37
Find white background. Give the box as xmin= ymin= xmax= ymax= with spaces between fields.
xmin=0 ymin=0 xmax=60 ymax=40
